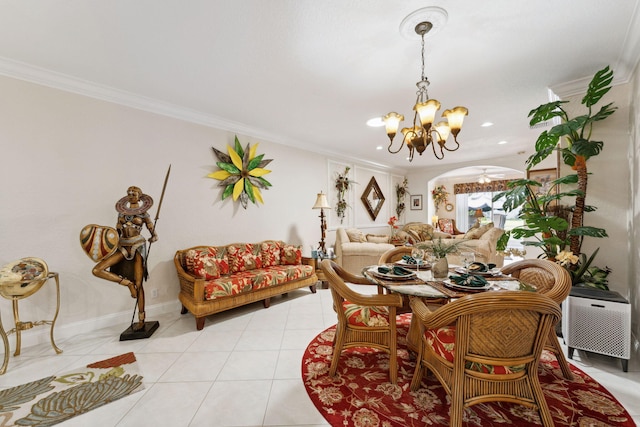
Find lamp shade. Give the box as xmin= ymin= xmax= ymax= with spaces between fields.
xmin=312 ymin=192 xmax=331 ymax=210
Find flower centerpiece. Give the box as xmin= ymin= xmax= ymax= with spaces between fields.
xmin=388 ymin=216 xmax=399 ymax=238
xmin=432 ymin=185 xmax=449 ymax=212
xmin=395 ymin=178 xmax=409 ymax=218
xmin=335 ymin=166 xmax=356 ymax=224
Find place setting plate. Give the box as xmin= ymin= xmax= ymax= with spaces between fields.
xmin=394 ymin=259 xmax=430 ymax=270
xmin=442 ymin=277 xmax=491 ymax=292
xmin=454 ymin=267 xmax=501 ymax=277
xmin=368 ymin=266 xmax=417 ymax=281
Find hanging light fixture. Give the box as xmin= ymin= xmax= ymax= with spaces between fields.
xmin=478 ymin=169 xmax=492 ymax=184
xmin=383 ymin=8 xmax=468 ymax=162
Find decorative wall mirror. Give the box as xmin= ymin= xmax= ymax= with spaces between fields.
xmin=361 ymin=177 xmax=385 ymax=221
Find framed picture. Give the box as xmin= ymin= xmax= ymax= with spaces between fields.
xmin=410 ymin=194 xmax=423 ymax=210
xmin=527 ymin=168 xmax=557 ymax=195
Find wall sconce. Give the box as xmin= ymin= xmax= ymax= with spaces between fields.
xmin=312 ymin=191 xmax=331 ymax=253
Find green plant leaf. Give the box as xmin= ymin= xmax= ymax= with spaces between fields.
xmin=572 ymin=138 xmax=603 ymax=158
xmin=567 ymin=226 xmax=608 ymax=238
xmin=555 ymin=174 xmax=579 ymax=185
xmin=582 ymin=65 xmax=613 ymax=107
xmin=591 ymin=102 xmax=617 ymax=122
xmin=528 ymin=100 xmax=568 ymax=125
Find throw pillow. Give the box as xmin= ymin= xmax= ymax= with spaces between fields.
xmin=228 ymin=243 xmax=263 ymax=273
xmin=439 ymin=219 xmax=454 ymax=234
xmin=346 ymin=228 xmax=366 ymax=243
xmin=366 ymin=234 xmax=389 ymax=244
xmin=464 ymin=222 xmax=494 ymax=239
xmin=191 ymin=247 xmax=230 ymax=279
xmin=260 ymin=240 xmax=282 ymax=267
xmin=280 ymin=244 xmax=302 ymax=265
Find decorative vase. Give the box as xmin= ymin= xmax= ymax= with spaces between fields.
xmin=432 ymin=256 xmax=449 ymax=279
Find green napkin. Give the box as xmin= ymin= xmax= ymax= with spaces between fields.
xmin=448 ymin=273 xmax=488 ymax=287
xmin=378 ymin=265 xmax=413 ymax=276
xmin=402 ymin=255 xmax=417 ymax=264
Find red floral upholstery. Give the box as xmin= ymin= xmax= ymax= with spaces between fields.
xmin=425 ymin=326 xmax=525 ymax=374
xmin=186 ymin=247 xmax=229 ymax=279
xmin=342 ymin=301 xmax=390 ymax=327
xmin=260 ymin=240 xmax=282 ymax=267
xmin=280 ymin=245 xmax=302 ymax=265
xmin=228 ymin=243 xmax=263 ymax=273
xmin=203 ymin=264 xmax=314 ymax=301
xmin=438 ymin=218 xmax=454 ymax=234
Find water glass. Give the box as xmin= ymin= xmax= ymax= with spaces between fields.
xmin=461 ymin=251 xmax=475 ymax=273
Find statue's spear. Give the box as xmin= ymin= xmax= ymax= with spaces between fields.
xmin=145 ymin=164 xmax=171 ymax=272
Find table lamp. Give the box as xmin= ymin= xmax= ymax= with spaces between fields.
xmin=312 ymin=191 xmax=331 ymax=253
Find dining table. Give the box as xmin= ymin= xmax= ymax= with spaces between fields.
xmin=362 ymin=262 xmax=537 ymax=353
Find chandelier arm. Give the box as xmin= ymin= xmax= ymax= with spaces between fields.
xmin=442 ymin=138 xmax=461 ymax=152
xmin=432 ymin=138 xmax=445 ymax=160
xmin=387 ymin=137 xmax=406 ymax=154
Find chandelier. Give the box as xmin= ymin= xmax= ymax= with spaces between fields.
xmin=383 ymin=11 xmax=468 ymax=162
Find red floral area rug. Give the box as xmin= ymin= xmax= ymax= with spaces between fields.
xmin=0 ymin=352 xmax=144 ymax=426
xmin=302 ymin=315 xmax=635 ymax=426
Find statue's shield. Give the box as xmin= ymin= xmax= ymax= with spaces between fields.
xmin=80 ymin=224 xmax=119 ymax=263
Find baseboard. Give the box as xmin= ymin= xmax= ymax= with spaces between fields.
xmin=7 ymin=300 xmax=182 ymax=351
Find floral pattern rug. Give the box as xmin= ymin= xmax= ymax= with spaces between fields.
xmin=302 ymin=315 xmax=635 ymax=426
xmin=0 ymin=352 xmax=144 ymax=426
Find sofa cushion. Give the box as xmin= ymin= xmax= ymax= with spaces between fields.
xmin=366 ymin=234 xmax=389 ymax=244
xmin=346 ymin=228 xmax=367 ymax=242
xmin=464 ymin=222 xmax=494 ymax=239
xmin=228 ymin=243 xmax=262 ymax=273
xmin=280 ymin=245 xmax=302 ymax=265
xmin=480 ymin=227 xmax=504 ymax=242
xmin=204 ymin=274 xmax=254 ymax=300
xmin=187 ymin=247 xmax=230 ymax=279
xmin=260 ymin=240 xmax=282 ymax=267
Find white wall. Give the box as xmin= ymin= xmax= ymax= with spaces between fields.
xmin=0 ymin=75 xmax=408 ymax=345
xmin=631 ymin=64 xmax=640 ymax=343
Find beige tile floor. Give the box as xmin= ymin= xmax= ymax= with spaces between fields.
xmin=1 ymin=284 xmax=639 ymax=426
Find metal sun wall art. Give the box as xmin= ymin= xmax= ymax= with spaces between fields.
xmin=208 ymin=136 xmax=273 ymax=209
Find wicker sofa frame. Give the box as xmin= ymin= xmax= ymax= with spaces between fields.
xmin=174 ymin=245 xmax=318 ymax=330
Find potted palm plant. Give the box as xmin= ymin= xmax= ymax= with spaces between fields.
xmin=495 ymin=65 xmax=615 ymax=289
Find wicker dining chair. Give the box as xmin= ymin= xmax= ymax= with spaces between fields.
xmin=378 ymin=246 xmax=413 ymax=264
xmin=410 ymin=292 xmax=561 ymax=427
xmin=320 ymin=259 xmax=404 ymax=384
xmin=500 ymin=259 xmax=573 ymax=379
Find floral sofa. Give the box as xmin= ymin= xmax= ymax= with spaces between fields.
xmin=174 ymin=241 xmax=317 ymax=330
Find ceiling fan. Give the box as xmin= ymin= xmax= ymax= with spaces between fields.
xmin=478 ymin=168 xmax=504 ymax=183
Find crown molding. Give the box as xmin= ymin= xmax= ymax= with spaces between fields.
xmin=0 ymin=56 xmax=398 ymax=172
xmin=551 ymin=4 xmax=640 ymax=98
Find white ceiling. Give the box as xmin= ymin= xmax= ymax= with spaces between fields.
xmin=0 ymin=1 xmax=638 ymax=171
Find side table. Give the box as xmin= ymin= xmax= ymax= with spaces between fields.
xmin=304 ymin=256 xmax=336 ymax=289
xmin=1 ymin=259 xmax=63 ymax=375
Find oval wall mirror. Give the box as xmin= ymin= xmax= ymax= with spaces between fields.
xmin=361 ymin=176 xmax=385 ymax=221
